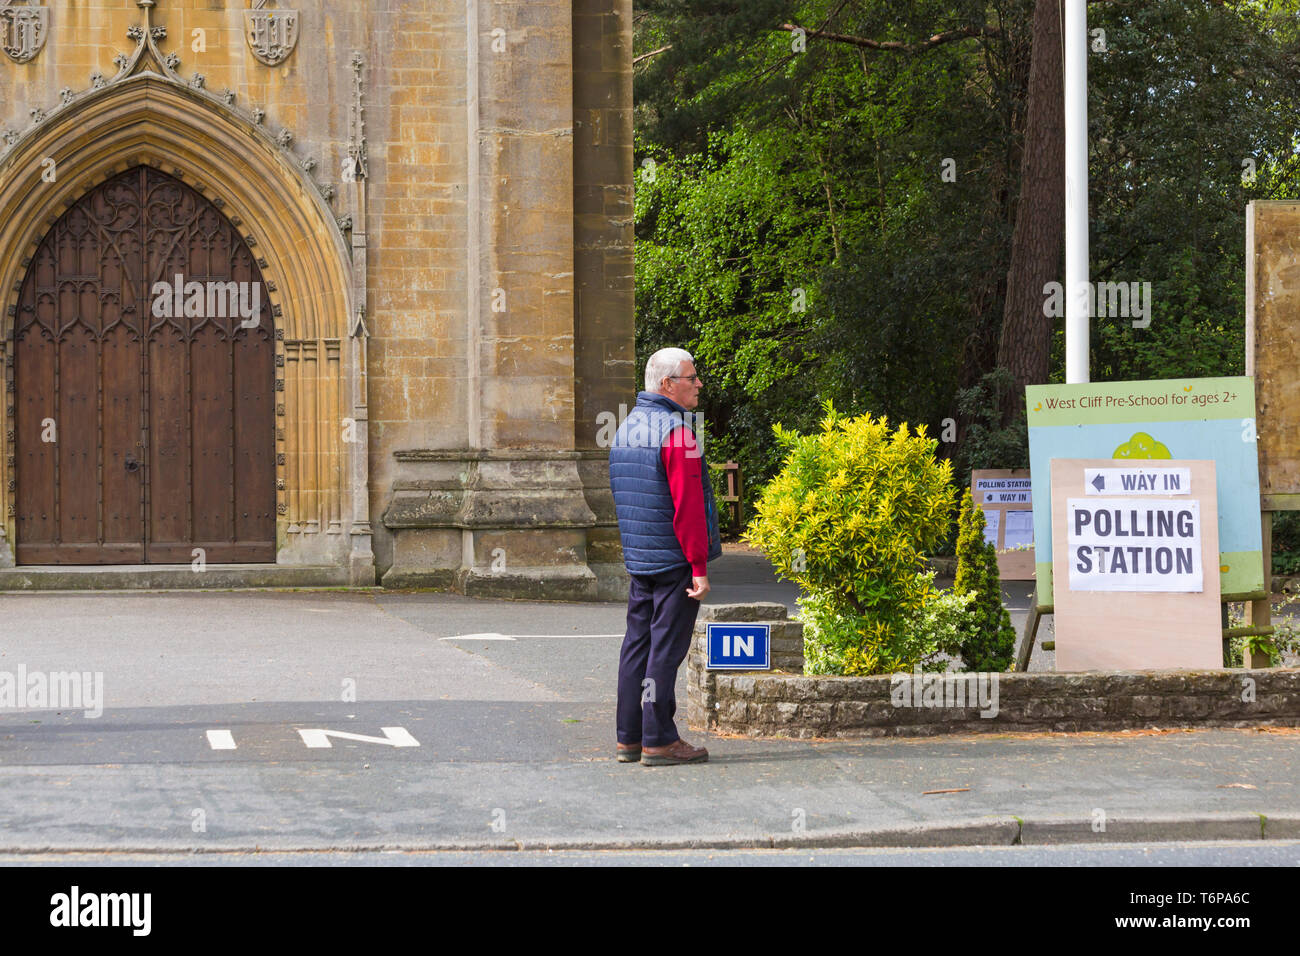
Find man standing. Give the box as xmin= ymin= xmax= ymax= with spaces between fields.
xmin=608 ymin=348 xmax=723 ymax=766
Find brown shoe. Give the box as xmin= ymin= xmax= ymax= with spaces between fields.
xmin=640 ymin=738 xmax=708 ymax=766
xmin=615 ymin=743 xmax=642 ymax=763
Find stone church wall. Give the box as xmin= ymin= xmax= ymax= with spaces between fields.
xmin=0 ymin=0 xmax=633 ymax=599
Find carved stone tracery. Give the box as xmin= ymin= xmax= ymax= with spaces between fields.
xmin=3 ymin=1 xmax=337 ymax=231
xmin=1 ymin=0 xmax=47 ymax=65
xmin=244 ymin=0 xmax=299 ymax=67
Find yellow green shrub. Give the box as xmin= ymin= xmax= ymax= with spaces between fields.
xmin=744 ymin=403 xmax=957 ymax=674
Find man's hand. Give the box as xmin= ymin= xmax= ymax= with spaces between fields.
xmin=686 ymin=575 xmax=710 ymax=600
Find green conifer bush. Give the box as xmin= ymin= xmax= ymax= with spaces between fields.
xmin=952 ymin=490 xmax=1017 ymax=671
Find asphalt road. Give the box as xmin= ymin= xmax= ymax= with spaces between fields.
xmin=0 ymin=550 xmax=1294 ymax=859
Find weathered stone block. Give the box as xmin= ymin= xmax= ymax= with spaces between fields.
xmin=698 ymin=602 xmax=789 ymax=623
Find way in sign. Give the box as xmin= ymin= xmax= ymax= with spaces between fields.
xmin=204 ymin=727 xmax=420 ymax=750
xmin=1122 ymin=472 xmax=1167 ymax=491
xmin=1085 ymin=467 xmax=1191 ymax=495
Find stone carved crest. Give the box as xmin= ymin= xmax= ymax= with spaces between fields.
xmin=245 ymin=0 xmax=298 ymax=66
xmin=1 ymin=1 xmax=47 ymax=64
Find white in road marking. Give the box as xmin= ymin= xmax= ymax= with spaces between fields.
xmin=205 ymin=729 xmax=237 ymax=750
xmin=297 ymin=726 xmax=420 ymax=748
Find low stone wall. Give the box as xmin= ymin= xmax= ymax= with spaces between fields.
xmin=687 ymin=603 xmax=804 ymax=732
xmin=686 ymin=602 xmax=1300 ymax=738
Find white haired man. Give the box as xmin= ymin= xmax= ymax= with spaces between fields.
xmin=608 ymin=348 xmax=723 ymax=765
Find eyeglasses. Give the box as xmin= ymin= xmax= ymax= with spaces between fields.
xmin=668 ymin=374 xmax=702 ymax=384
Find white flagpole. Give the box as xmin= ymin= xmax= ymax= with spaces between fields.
xmin=1064 ymin=0 xmax=1089 ymax=384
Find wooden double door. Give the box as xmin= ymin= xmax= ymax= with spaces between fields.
xmin=13 ymin=166 xmax=275 ymax=564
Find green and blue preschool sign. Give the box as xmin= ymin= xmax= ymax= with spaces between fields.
xmin=1026 ymin=376 xmax=1263 ymax=608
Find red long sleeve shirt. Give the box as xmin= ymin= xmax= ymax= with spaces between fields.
xmin=661 ymin=425 xmax=709 ymax=576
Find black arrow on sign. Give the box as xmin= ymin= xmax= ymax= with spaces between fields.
xmin=1091 ymin=474 xmax=1105 ymax=492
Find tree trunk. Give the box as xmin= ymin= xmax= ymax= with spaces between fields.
xmin=996 ymin=0 xmax=1065 ymax=422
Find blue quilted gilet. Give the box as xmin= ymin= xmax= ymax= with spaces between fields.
xmin=609 ymin=391 xmax=723 ymax=576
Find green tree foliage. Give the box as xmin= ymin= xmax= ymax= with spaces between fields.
xmin=952 ymin=490 xmax=1017 ymax=671
xmin=634 ymin=1 xmax=1300 ymax=512
xmin=743 ymin=404 xmax=957 ymax=673
xmin=1083 ymin=1 xmax=1300 ymax=383
xmin=635 ymin=0 xmax=1033 ymax=510
xmin=954 ymin=368 xmax=1028 ymax=485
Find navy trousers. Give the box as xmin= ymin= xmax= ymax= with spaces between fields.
xmin=616 ymin=563 xmax=701 ymax=748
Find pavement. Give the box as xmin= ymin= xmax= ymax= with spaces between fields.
xmin=3 ymin=841 xmax=1298 ymax=866
xmin=0 ymin=546 xmax=1296 ymax=858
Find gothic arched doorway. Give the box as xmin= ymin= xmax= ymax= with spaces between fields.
xmin=13 ymin=165 xmax=275 ymax=564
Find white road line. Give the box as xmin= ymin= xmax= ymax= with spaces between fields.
xmin=297 ymin=726 xmax=420 ymax=749
xmin=438 ymin=633 xmax=624 ymax=641
xmin=205 ymin=729 xmax=236 ymax=750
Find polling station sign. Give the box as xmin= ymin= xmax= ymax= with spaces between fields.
xmin=1067 ymin=498 xmax=1203 ymax=592
xmin=1050 ymin=458 xmax=1222 ymax=671
xmin=1026 ymin=376 xmax=1261 ymax=607
xmin=970 ymin=469 xmax=1035 ymax=580
xmin=706 ymin=623 xmax=770 ymax=670
xmin=975 ymin=476 xmax=1032 ymax=504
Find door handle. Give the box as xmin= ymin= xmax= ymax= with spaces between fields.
xmin=124 ymin=456 xmax=141 ymax=473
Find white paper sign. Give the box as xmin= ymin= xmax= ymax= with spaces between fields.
xmin=976 ymin=477 xmax=1030 ymax=490
xmin=1066 ymin=498 xmax=1202 ymax=592
xmin=976 ymin=477 xmax=1031 ymax=504
xmin=1003 ymin=510 xmax=1034 ymax=550
xmin=985 ymin=490 xmax=1031 ymax=504
xmin=1084 ymin=467 xmax=1191 ymax=496
xmin=980 ymin=508 xmax=1000 ymax=547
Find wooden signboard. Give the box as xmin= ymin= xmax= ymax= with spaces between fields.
xmin=1050 ymin=458 xmax=1222 ymax=671
xmin=970 ymin=469 xmax=1035 ymax=580
xmin=1247 ymin=201 xmax=1300 ymax=510
xmin=1027 ymin=377 xmax=1262 ymax=609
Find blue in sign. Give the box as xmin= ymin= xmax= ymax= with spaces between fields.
xmin=706 ymin=623 xmax=770 ymax=670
